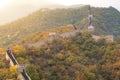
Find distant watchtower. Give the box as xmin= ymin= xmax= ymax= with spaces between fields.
xmin=88 ymin=5 xmax=94 ymax=32
xmin=73 ymin=24 xmax=77 ymax=30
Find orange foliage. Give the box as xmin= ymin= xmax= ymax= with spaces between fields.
xmin=0 ymin=48 xmax=6 ymax=55
xmin=12 ymin=45 xmax=26 ymax=54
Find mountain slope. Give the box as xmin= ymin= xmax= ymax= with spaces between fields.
xmin=13 ymin=32 xmax=120 ymax=80
xmin=77 ymin=6 xmax=120 ymax=35
xmin=0 ymin=5 xmax=88 ymax=47
xmin=0 ymin=5 xmax=120 ymax=47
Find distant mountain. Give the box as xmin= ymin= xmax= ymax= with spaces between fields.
xmin=67 ymin=4 xmax=85 ymax=8
xmin=76 ymin=6 xmax=120 ymax=35
xmin=0 ymin=2 xmax=84 ymax=25
xmin=0 ymin=0 xmax=65 ymax=24
xmin=0 ymin=5 xmax=120 ymax=47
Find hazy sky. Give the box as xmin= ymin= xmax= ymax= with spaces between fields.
xmin=0 ymin=0 xmax=120 ymax=25
xmin=49 ymin=0 xmax=119 ymax=7
xmin=48 ymin=0 xmax=120 ymax=11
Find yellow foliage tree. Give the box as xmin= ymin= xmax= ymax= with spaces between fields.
xmin=10 ymin=66 xmax=18 ymax=78
xmin=0 ymin=48 xmax=5 ymax=55
xmin=12 ymin=45 xmax=26 ymax=54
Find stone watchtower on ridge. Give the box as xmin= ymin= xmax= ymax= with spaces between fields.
xmin=88 ymin=5 xmax=94 ymax=32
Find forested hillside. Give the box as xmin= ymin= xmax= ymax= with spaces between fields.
xmin=1 ymin=5 xmax=120 ymax=79
xmin=11 ymin=32 xmax=120 ymax=80
xmin=0 ymin=5 xmax=120 ymax=47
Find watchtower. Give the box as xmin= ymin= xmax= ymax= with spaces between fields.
xmin=88 ymin=5 xmax=94 ymax=32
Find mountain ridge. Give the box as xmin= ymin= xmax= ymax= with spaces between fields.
xmin=0 ymin=5 xmax=120 ymax=47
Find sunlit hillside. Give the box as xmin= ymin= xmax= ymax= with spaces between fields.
xmin=0 ymin=4 xmax=120 ymax=80
xmin=0 ymin=5 xmax=88 ymax=47
xmin=12 ymin=32 xmax=120 ymax=80
xmin=0 ymin=5 xmax=120 ymax=47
